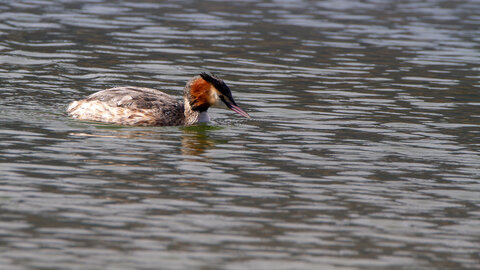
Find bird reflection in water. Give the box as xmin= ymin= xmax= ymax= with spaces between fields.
xmin=180 ymin=125 xmax=224 ymax=157
xmin=69 ymin=123 xmax=224 ymax=158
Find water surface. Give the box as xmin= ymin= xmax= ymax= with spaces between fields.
xmin=1 ymin=0 xmax=479 ymax=269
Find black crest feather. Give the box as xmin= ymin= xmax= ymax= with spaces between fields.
xmin=199 ymin=72 xmax=222 ymax=86
xmin=199 ymin=72 xmax=236 ymax=105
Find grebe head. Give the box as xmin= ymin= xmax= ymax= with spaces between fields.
xmin=185 ymin=73 xmax=250 ymax=118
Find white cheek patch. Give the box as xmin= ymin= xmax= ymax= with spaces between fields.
xmin=209 ymin=86 xmax=221 ymax=105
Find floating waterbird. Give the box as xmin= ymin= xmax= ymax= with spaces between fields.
xmin=67 ymin=73 xmax=250 ymax=126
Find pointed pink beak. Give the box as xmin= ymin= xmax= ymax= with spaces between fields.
xmin=229 ymin=103 xmax=251 ymax=118
xmin=221 ymin=96 xmax=250 ymax=119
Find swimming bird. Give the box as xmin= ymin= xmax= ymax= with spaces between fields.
xmin=67 ymin=73 xmax=250 ymax=126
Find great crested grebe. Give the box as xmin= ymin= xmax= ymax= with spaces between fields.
xmin=67 ymin=73 xmax=250 ymax=126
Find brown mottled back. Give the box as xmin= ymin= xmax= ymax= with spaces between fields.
xmin=67 ymin=87 xmax=185 ymax=126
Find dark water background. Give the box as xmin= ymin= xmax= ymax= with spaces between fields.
xmin=1 ymin=0 xmax=479 ymax=269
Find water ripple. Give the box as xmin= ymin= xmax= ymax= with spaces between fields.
xmin=0 ymin=0 xmax=479 ymax=269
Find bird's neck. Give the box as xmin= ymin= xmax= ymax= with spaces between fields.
xmin=183 ymin=97 xmax=209 ymax=125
